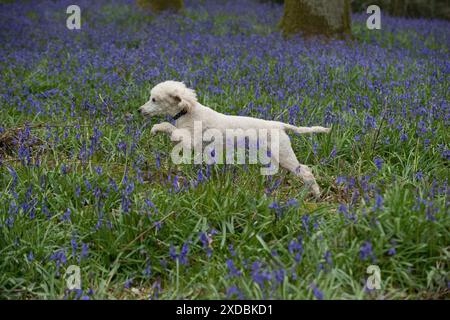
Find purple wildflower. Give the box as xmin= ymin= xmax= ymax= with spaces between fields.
xmin=360 ymin=241 xmax=376 ymax=262
xmin=179 ymin=242 xmax=189 ymax=265
xmin=374 ymin=157 xmax=383 ymax=171
xmin=61 ymin=208 xmax=71 ymax=222
xmin=310 ymin=283 xmax=324 ymax=300
xmin=226 ymin=259 xmax=242 ymax=277
xmin=226 ymin=286 xmax=244 ymax=299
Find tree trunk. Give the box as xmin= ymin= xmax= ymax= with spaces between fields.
xmin=390 ymin=0 xmax=407 ymax=16
xmin=137 ymin=0 xmax=183 ymax=13
xmin=280 ymin=0 xmax=352 ymax=38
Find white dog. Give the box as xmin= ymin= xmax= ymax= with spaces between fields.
xmin=138 ymin=81 xmax=331 ymax=197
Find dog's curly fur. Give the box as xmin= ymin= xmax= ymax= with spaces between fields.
xmin=139 ymin=81 xmax=331 ymax=197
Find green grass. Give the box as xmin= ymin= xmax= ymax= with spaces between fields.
xmin=0 ymin=2 xmax=448 ymax=300
xmin=1 ymin=91 xmax=447 ymax=299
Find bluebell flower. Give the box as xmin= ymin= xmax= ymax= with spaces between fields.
xmin=226 ymin=259 xmax=242 ymax=277
xmin=268 ymin=201 xmax=279 ymax=209
xmin=75 ymin=185 xmax=81 ymax=198
xmin=374 ymin=157 xmax=383 ymax=171
xmin=273 ymin=268 xmax=286 ymax=284
xmin=286 ymin=198 xmax=298 ymax=207
xmin=360 ymin=241 xmax=376 ymax=262
xmin=336 ymin=176 xmax=346 ymax=184
xmin=71 ymin=237 xmax=78 ymax=258
xmin=143 ymin=259 xmax=151 ymax=277
xmin=27 ymin=251 xmax=34 ymax=262
xmin=94 ymin=166 xmax=103 ymax=175
xmin=61 ymin=208 xmax=71 ymax=222
xmin=388 ymin=247 xmax=396 ymax=255
xmin=373 ymin=193 xmax=383 ymax=211
xmin=324 ymin=250 xmax=333 ymax=266
xmin=80 ymin=243 xmax=89 ymax=260
xmin=288 ymin=236 xmax=303 ymax=263
xmin=228 ymin=244 xmax=236 ymax=257
xmin=251 ymin=261 xmax=271 ymax=289
xmin=226 ymin=286 xmax=244 ymax=299
xmin=169 ymin=244 xmax=177 ymax=261
xmin=117 ymin=141 xmax=127 ymax=156
xmin=149 ymin=280 xmax=162 ymax=300
xmin=415 ymin=171 xmax=423 ymax=180
xmin=179 ymin=242 xmax=189 ymax=265
xmin=329 ymin=145 xmax=337 ymax=159
xmin=310 ymin=283 xmax=324 ymax=300
xmin=199 ymin=232 xmax=214 ymax=258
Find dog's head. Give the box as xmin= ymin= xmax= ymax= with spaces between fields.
xmin=138 ymin=81 xmax=197 ymax=117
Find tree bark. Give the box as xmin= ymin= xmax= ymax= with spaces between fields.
xmin=280 ymin=0 xmax=352 ymax=38
xmin=390 ymin=0 xmax=407 ymax=16
xmin=137 ymin=0 xmax=183 ymax=13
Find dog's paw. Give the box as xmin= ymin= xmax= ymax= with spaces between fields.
xmin=303 ymin=179 xmax=321 ymax=199
xmin=150 ymin=125 xmax=161 ymax=135
xmin=151 ymin=122 xmax=174 ymax=135
xmin=311 ymin=184 xmax=321 ymax=199
xmin=324 ymin=126 xmax=332 ymax=133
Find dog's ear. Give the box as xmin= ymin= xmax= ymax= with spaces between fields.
xmin=178 ymin=97 xmax=194 ymax=112
xmin=170 ymin=88 xmax=197 ymax=112
xmin=170 ymin=94 xmax=182 ymax=104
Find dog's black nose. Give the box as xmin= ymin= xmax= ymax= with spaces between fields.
xmin=138 ymin=108 xmax=142 ymax=114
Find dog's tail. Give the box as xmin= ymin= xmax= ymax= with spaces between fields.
xmin=283 ymin=123 xmax=332 ymax=134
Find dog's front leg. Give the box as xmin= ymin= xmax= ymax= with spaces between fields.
xmin=151 ymin=122 xmax=177 ymax=135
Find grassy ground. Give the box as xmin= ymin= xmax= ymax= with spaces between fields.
xmin=0 ymin=0 xmax=448 ymax=299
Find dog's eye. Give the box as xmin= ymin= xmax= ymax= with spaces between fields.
xmin=152 ymin=98 xmax=156 ymax=102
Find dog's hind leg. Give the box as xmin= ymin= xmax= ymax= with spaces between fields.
xmin=275 ymin=135 xmax=321 ymax=198
xmin=282 ymin=157 xmax=321 ymax=198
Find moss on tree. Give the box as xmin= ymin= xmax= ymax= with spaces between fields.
xmin=280 ymin=0 xmax=352 ymax=38
xmin=137 ymin=0 xmax=183 ymax=13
